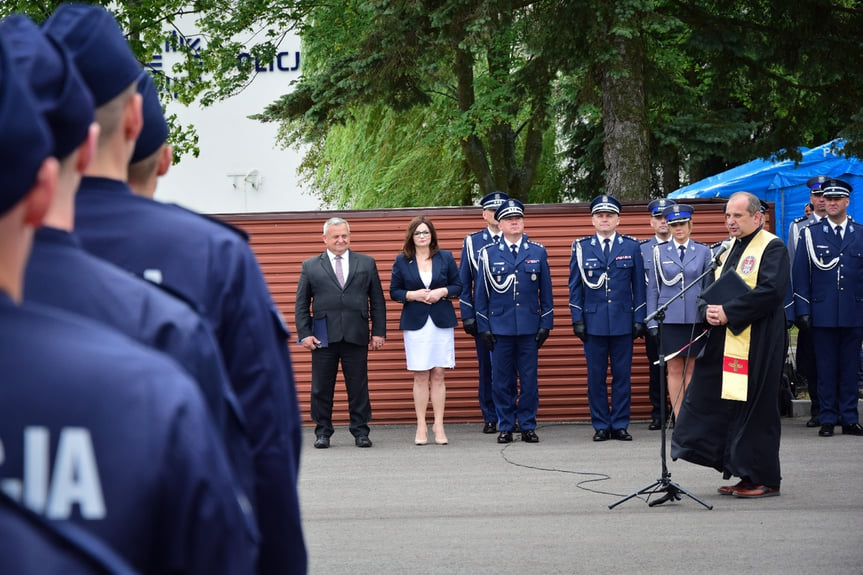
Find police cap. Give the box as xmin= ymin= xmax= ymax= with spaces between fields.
xmin=0 ymin=15 xmax=94 ymax=160
xmin=43 ymin=4 xmax=142 ymax=106
xmin=590 ymin=194 xmax=621 ymax=215
xmin=495 ymin=198 xmax=524 ymax=220
xmin=806 ymin=175 xmax=830 ymax=194
xmin=820 ymin=178 xmax=852 ymax=198
xmin=131 ymin=72 xmax=169 ymax=163
xmin=480 ymin=191 xmax=509 ymax=211
xmin=663 ymin=203 xmax=694 ymax=224
xmin=0 ymin=32 xmax=53 ymax=216
xmin=647 ymin=198 xmax=675 ymax=216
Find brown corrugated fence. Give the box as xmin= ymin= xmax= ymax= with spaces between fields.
xmin=225 ymin=198 xmax=739 ymax=427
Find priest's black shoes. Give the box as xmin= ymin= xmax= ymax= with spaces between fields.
xmin=482 ymin=422 xmax=497 ymax=434
xmin=593 ymin=429 xmax=610 ymax=442
xmin=842 ymin=423 xmax=863 ymax=436
xmin=818 ymin=424 xmax=834 ymax=437
xmin=611 ymin=428 xmax=632 ymax=441
xmin=355 ymin=435 xmax=372 ymax=448
xmin=648 ymin=419 xmax=661 ymax=430
xmin=805 ymin=416 xmax=820 ymax=428
xmin=497 ymin=431 xmax=513 ymax=444
xmin=521 ymin=430 xmax=539 ymax=443
xmin=314 ymin=435 xmax=330 ymax=449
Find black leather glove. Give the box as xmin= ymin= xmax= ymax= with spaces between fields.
xmin=462 ymin=317 xmax=477 ymax=337
xmin=796 ymin=314 xmax=812 ymax=331
xmin=479 ymin=331 xmax=496 ymax=351
xmin=632 ymin=322 xmax=646 ymax=340
xmin=647 ymin=326 xmax=659 ymax=340
xmin=785 ymin=319 xmax=794 ymax=331
xmin=572 ymin=321 xmax=586 ymax=342
xmin=535 ymin=328 xmax=550 ymax=349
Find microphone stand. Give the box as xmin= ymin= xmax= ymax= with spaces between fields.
xmin=609 ymin=256 xmax=723 ymax=511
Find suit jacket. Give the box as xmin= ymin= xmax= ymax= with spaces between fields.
xmin=458 ymin=229 xmax=497 ymax=323
xmin=793 ymin=218 xmax=863 ymax=327
xmin=474 ymin=234 xmax=554 ymax=336
xmin=295 ymin=250 xmax=387 ymax=346
xmin=569 ymin=233 xmax=646 ymax=336
xmin=645 ymin=240 xmax=712 ymax=327
xmin=389 ymin=250 xmax=462 ymax=331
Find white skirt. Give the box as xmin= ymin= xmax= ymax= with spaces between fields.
xmin=403 ymin=316 xmax=455 ymax=371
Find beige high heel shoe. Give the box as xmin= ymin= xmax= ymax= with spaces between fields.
xmin=415 ymin=425 xmax=428 ymax=445
xmin=433 ymin=426 xmax=448 ymax=445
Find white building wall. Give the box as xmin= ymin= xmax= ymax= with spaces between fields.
xmin=153 ymin=28 xmax=322 ymax=214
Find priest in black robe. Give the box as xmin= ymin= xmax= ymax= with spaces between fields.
xmin=672 ymin=192 xmax=789 ymax=498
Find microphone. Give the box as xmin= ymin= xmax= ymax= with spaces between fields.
xmin=712 ymin=240 xmax=731 ymax=265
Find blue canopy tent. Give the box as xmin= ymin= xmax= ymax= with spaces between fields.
xmin=669 ymin=140 xmax=863 ymax=244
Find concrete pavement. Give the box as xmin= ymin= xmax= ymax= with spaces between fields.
xmin=298 ymin=416 xmax=863 ymax=574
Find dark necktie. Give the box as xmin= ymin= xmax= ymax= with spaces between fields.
xmin=603 ymin=238 xmax=610 ymax=258
xmin=493 ymin=234 xmax=500 ymax=244
xmin=679 ymin=245 xmax=686 ymax=262
xmin=511 ymin=243 xmax=518 ymax=257
xmin=835 ymin=225 xmax=842 ymax=241
xmin=334 ymin=255 xmax=345 ymax=288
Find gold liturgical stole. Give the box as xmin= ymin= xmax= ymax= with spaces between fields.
xmin=714 ymin=229 xmax=775 ymax=401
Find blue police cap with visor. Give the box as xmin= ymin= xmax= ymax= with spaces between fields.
xmin=590 ymin=194 xmax=621 ymax=215
xmin=0 ymin=14 xmax=94 ymax=161
xmin=131 ymin=71 xmax=169 ymax=163
xmin=0 ymin=30 xmax=53 ymax=216
xmin=820 ymin=178 xmax=852 ymax=198
xmin=42 ymin=4 xmax=142 ymax=107
xmin=481 ymin=191 xmax=509 ymax=211
xmin=647 ymin=198 xmax=675 ymax=216
xmin=663 ymin=203 xmax=694 ymax=224
xmin=495 ymin=198 xmax=524 ymax=221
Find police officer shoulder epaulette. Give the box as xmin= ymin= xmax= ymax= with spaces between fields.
xmin=639 ymin=238 xmax=651 ymax=245
xmin=620 ymin=234 xmax=640 ymax=243
xmin=169 ymin=203 xmax=251 ymax=242
xmin=691 ymin=239 xmax=708 ymax=247
xmin=527 ymin=238 xmax=545 ymax=248
xmin=573 ymin=235 xmax=593 ymax=247
xmin=710 ymin=240 xmax=725 ymax=250
xmin=143 ymin=276 xmax=205 ymax=314
xmin=792 ymin=215 xmax=809 ymax=224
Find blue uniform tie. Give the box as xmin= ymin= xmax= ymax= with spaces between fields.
xmin=511 ymin=243 xmax=518 ymax=257
xmin=603 ymin=238 xmax=610 ymax=259
xmin=835 ymin=225 xmax=842 ymax=241
xmin=679 ymin=245 xmax=685 ymax=262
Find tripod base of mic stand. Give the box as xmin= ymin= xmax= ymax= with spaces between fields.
xmin=608 ymin=476 xmax=713 ymax=510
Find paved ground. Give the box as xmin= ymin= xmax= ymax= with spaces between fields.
xmin=298 ymin=416 xmax=863 ymax=574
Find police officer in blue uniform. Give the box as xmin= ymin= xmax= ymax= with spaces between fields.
xmin=570 ymin=194 xmax=646 ymax=441
xmin=474 ymin=199 xmax=553 ymax=444
xmin=42 ymin=6 xmax=305 ymax=573
xmin=787 ymin=176 xmax=829 ymax=427
xmin=0 ymin=26 xmax=255 ymax=573
xmin=459 ymin=191 xmax=508 ymax=434
xmin=792 ymin=178 xmax=863 ymax=437
xmin=1 ymin=15 xmax=255 ymax=507
xmin=639 ymin=198 xmax=675 ymax=429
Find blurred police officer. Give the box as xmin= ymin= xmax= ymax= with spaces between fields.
xmin=793 ymin=178 xmax=863 ymax=437
xmin=787 ymin=176 xmax=829 ymax=427
xmin=42 ymin=5 xmax=305 ymax=572
xmin=474 ymin=199 xmax=553 ymax=444
xmin=570 ymin=195 xmax=646 ymax=441
xmin=639 ymin=198 xmax=675 ymax=429
xmin=0 ymin=24 xmax=255 ymax=573
xmin=459 ymin=191 xmax=508 ymax=433
xmin=0 ymin=15 xmax=256 ymax=509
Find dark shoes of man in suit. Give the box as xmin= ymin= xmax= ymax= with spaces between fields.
xmin=593 ymin=429 xmax=610 ymax=442
xmin=611 ymin=428 xmax=632 ymax=441
xmin=648 ymin=419 xmax=662 ymax=430
xmin=497 ymin=431 xmax=513 ymax=444
xmin=842 ymin=423 xmax=863 ymax=436
xmin=482 ymin=422 xmax=497 ymax=434
xmin=818 ymin=424 xmax=834 ymax=437
xmin=355 ymin=435 xmax=373 ymax=448
xmin=805 ymin=416 xmax=820 ymax=428
xmin=314 ymin=436 xmax=330 ymax=449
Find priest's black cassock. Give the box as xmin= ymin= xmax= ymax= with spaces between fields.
xmin=671 ymin=226 xmax=789 ymax=488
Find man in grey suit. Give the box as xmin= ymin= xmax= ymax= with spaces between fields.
xmin=296 ymin=217 xmax=387 ymax=448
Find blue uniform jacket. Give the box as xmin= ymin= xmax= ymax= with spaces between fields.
xmin=0 ymin=295 xmax=256 ymax=574
xmin=569 ymin=234 xmax=646 ymax=336
xmin=458 ymin=229 xmax=496 ymax=323
xmin=73 ymin=177 xmax=305 ymax=575
xmin=474 ymin=234 xmax=554 ymax=336
xmin=0 ymin=490 xmax=137 ymax=575
xmin=645 ymin=240 xmax=712 ymax=327
xmin=24 ymin=226 xmax=255 ymax=508
xmin=390 ymin=250 xmax=462 ymax=331
xmin=793 ymin=218 xmax=863 ymax=327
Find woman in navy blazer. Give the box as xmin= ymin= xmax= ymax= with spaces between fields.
xmin=646 ymin=204 xmax=712 ymax=419
xmin=390 ymin=216 xmax=462 ymax=445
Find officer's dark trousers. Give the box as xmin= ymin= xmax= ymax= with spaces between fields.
xmin=473 ymin=336 xmax=496 ymax=423
xmin=795 ymin=326 xmax=819 ymax=416
xmin=490 ymin=334 xmax=538 ymax=432
xmin=813 ymin=326 xmax=863 ymax=426
xmin=584 ymin=333 xmax=633 ymax=431
xmin=310 ymin=341 xmax=372 ymax=438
